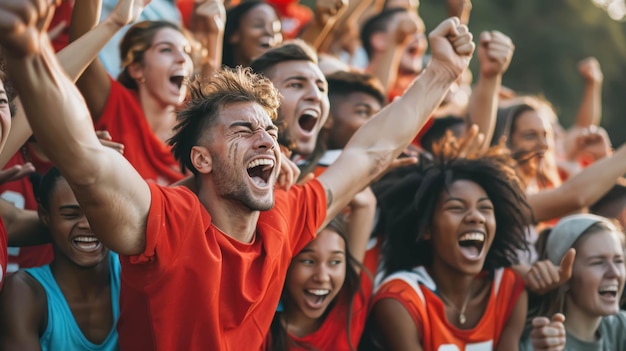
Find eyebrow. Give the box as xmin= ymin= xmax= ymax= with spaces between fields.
xmin=299 ymin=249 xmax=345 ymax=255
xmin=283 ymin=76 xmax=326 ymax=86
xmin=229 ymin=121 xmax=278 ymax=132
xmin=443 ymin=196 xmax=491 ymax=203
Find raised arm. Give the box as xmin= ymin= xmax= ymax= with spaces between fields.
xmin=0 ymin=0 xmax=151 ymax=256
xmin=0 ymin=199 xmax=48 ymax=247
xmin=528 ymin=142 xmax=626 ymax=223
xmin=319 ymin=17 xmax=474 ymax=224
xmin=188 ymin=0 xmax=225 ymax=78
xmin=366 ymin=12 xmax=416 ymax=95
xmin=343 ymin=186 xmax=376 ymax=267
xmin=299 ymin=0 xmax=347 ymax=51
xmin=467 ymin=31 xmax=514 ymax=152
xmin=574 ymin=57 xmax=603 ymax=128
xmin=71 ymin=0 xmax=149 ymax=121
xmin=0 ymin=0 xmax=144 ymax=169
xmin=0 ymin=272 xmax=46 ymax=351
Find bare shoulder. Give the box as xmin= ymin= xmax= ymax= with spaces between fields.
xmin=0 ymin=270 xmax=46 ymax=318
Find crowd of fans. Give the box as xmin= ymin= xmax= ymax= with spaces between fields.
xmin=0 ymin=0 xmax=624 ymax=350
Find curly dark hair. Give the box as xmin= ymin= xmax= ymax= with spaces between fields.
xmin=378 ymin=155 xmax=532 ymax=277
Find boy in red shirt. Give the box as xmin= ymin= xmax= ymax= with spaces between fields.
xmin=0 ymin=1 xmax=474 ymax=349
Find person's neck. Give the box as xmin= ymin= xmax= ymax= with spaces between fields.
xmin=281 ymin=308 xmax=323 ymax=338
xmin=49 ymin=251 xmax=111 ymax=299
xmin=138 ymin=88 xmax=178 ymax=143
xmin=564 ymin=297 xmax=603 ymax=342
xmin=197 ymin=180 xmax=260 ymax=243
xmin=429 ymin=259 xmax=477 ymax=309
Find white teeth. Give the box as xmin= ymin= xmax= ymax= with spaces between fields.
xmin=301 ymin=110 xmax=319 ymax=119
xmin=599 ymin=286 xmax=619 ymax=293
xmin=74 ymin=236 xmax=98 ymax=243
xmin=247 ymin=159 xmax=274 ymax=169
xmin=306 ymin=289 xmax=330 ymax=296
xmin=459 ymin=232 xmax=485 ymax=242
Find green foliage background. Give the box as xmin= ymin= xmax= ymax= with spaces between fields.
xmin=303 ymin=0 xmax=626 ymax=145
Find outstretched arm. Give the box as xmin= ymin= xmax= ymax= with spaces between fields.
xmin=467 ymin=30 xmax=514 ymax=151
xmin=319 ymin=17 xmax=474 ymax=224
xmin=574 ymin=57 xmax=603 ymax=128
xmin=0 ymin=0 xmax=151 ymax=256
xmin=72 ymin=0 xmax=149 ymax=121
xmin=0 ymin=0 xmax=148 ymax=169
xmin=528 ymin=142 xmax=626 ymax=222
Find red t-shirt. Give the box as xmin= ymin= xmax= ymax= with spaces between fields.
xmin=0 ymin=148 xmax=54 ymax=271
xmin=96 ymin=78 xmax=185 ymax=185
xmin=118 ymin=180 xmax=327 ymax=351
xmin=287 ymin=268 xmax=374 ymax=351
xmin=49 ymin=0 xmax=74 ymax=52
xmin=373 ymin=267 xmax=524 ymax=351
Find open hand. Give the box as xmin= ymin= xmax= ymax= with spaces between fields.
xmin=0 ymin=163 xmax=35 ymax=185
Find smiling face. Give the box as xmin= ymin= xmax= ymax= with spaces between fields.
xmin=428 ymin=180 xmax=496 ymax=276
xmin=0 ymin=79 xmax=11 ymax=153
xmin=230 ymin=3 xmax=283 ymax=66
xmin=131 ymin=27 xmax=193 ymax=107
xmin=40 ymin=178 xmax=108 ymax=268
xmin=328 ymin=92 xmax=382 ymax=150
xmin=267 ymin=60 xmax=330 ymax=156
xmin=567 ymin=229 xmax=626 ymax=318
xmin=283 ymin=229 xmax=347 ymax=323
xmin=509 ymin=110 xmax=551 ymax=169
xmin=206 ymin=101 xmax=280 ymax=211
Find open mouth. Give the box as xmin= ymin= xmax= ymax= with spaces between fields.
xmin=598 ymin=285 xmax=619 ymax=299
xmin=298 ymin=111 xmax=319 ymax=133
xmin=303 ymin=289 xmax=331 ymax=309
xmin=169 ymin=75 xmax=185 ymax=90
xmin=458 ymin=232 xmax=485 ymax=260
xmin=247 ymin=159 xmax=274 ymax=187
xmin=72 ymin=235 xmax=102 ymax=252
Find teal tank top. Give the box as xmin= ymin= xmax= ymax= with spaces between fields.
xmin=25 ymin=252 xmax=121 ymax=351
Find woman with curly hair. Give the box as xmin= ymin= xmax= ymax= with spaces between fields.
xmin=369 ymin=152 xmax=533 ymax=350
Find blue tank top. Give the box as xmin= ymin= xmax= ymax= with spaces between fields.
xmin=25 ymin=252 xmax=121 ymax=351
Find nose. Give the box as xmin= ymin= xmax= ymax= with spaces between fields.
xmin=304 ymin=81 xmax=323 ymax=104
xmin=312 ymin=264 xmax=331 ymax=283
xmin=537 ymin=135 xmax=549 ymax=151
xmin=606 ymin=260 xmax=624 ymax=278
xmin=253 ymin=129 xmax=277 ymax=150
xmin=465 ymin=207 xmax=486 ymax=225
xmin=76 ymin=214 xmax=92 ymax=230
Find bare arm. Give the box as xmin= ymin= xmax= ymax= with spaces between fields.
xmin=188 ymin=0 xmax=225 ymax=78
xmin=496 ymin=289 xmax=527 ymax=351
xmin=317 ymin=0 xmax=373 ymax=55
xmin=467 ymin=31 xmax=513 ymax=152
xmin=574 ymin=57 xmax=603 ymax=128
xmin=72 ymin=0 xmax=149 ymax=121
xmin=0 ymin=1 xmax=152 ymax=256
xmin=366 ymin=13 xmax=416 ymax=95
xmin=343 ymin=186 xmax=376 ymax=267
xmin=0 ymin=272 xmax=46 ymax=351
xmin=319 ymin=18 xmax=474 ymax=225
xmin=372 ymin=298 xmax=424 ymax=351
xmin=0 ymin=199 xmax=48 ymax=247
xmin=527 ymin=143 xmax=626 ymax=223
xmin=0 ymin=0 xmax=144 ymax=169
xmin=300 ymin=0 xmax=346 ymax=51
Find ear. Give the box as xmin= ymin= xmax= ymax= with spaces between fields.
xmin=191 ymin=145 xmax=213 ymax=175
xmin=127 ymin=62 xmax=145 ymax=83
xmin=371 ymin=32 xmax=388 ymax=53
xmin=37 ymin=205 xmax=50 ymax=226
xmin=322 ymin=114 xmax=334 ymax=131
